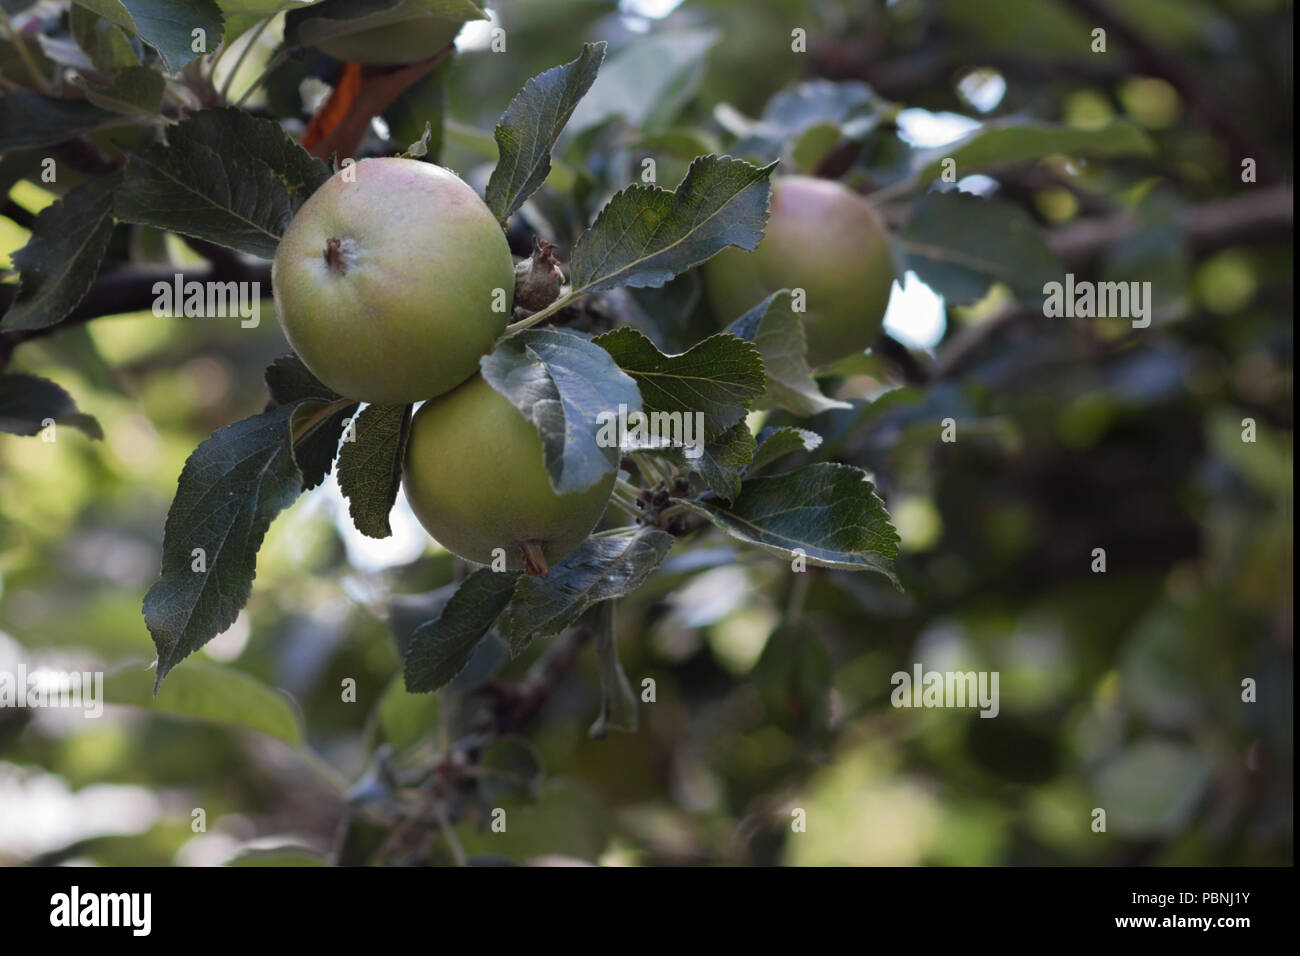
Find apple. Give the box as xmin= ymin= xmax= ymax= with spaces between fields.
xmin=272 ymin=157 xmax=513 ymax=405
xmin=704 ymin=175 xmax=897 ymax=368
xmin=306 ymin=0 xmax=464 ymax=65
xmin=402 ymin=373 xmax=616 ymax=575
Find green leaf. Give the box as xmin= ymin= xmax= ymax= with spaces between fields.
xmin=729 ymin=80 xmax=881 ymax=163
xmin=264 ymin=355 xmax=356 ymax=491
xmin=70 ymin=4 xmax=139 ymax=72
xmin=0 ymin=373 xmax=102 ymax=439
xmin=478 ymin=736 xmax=544 ymax=803
xmin=752 ymin=625 xmax=831 ymax=734
xmin=1092 ymin=739 xmax=1213 ymax=838
xmin=484 ymin=42 xmax=606 ymax=225
xmin=336 ymin=403 xmax=412 ymax=539
xmin=377 ymin=674 xmax=440 ymax=751
xmin=567 ymin=28 xmax=720 ymax=135
xmin=905 ymin=120 xmax=1155 ymax=192
xmin=657 ymin=420 xmax=756 ymax=501
xmin=0 ymin=90 xmax=123 ymax=152
xmin=898 ymin=192 xmax=1060 ymax=306
xmin=592 ymin=326 xmax=765 ymax=440
xmin=682 ymin=462 xmax=899 ymax=582
xmin=143 ymin=399 xmax=339 ymax=689
xmin=481 ymin=328 xmax=642 ymax=496
xmin=747 ymin=425 xmax=821 ymax=475
xmin=725 ymin=290 xmax=851 ymax=416
xmin=73 ymin=0 xmax=226 ymax=73
xmin=496 ymin=528 xmax=674 ymax=656
xmin=114 ymin=107 xmax=330 ymax=259
xmin=566 ymin=154 xmax=775 ymax=295
xmin=71 ymin=65 xmax=165 ymax=117
xmin=589 ymin=601 xmax=636 ymax=737
xmin=105 ymin=660 xmax=303 ymax=746
xmin=404 ymin=568 xmax=520 ymax=693
xmin=285 ymin=0 xmax=485 ymax=50
xmin=2 ymin=172 xmax=121 ymax=333
xmin=384 ymin=56 xmax=453 ymax=158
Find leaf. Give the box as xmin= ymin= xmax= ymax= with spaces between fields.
xmin=566 ymin=154 xmax=775 ymax=295
xmin=729 ymin=80 xmax=881 ymax=163
xmin=264 ymin=355 xmax=356 ymax=491
xmin=2 ymin=172 xmax=121 ymax=333
xmin=0 ymin=373 xmax=102 ymax=439
xmin=898 ymin=192 xmax=1060 ymax=307
xmin=682 ymin=462 xmax=899 ymax=583
xmin=484 ymin=42 xmax=605 ymax=225
xmin=104 ymin=660 xmax=302 ymax=746
xmin=664 ymin=420 xmax=756 ymax=501
xmin=404 ymin=568 xmax=520 ymax=693
xmin=592 ymin=326 xmax=765 ymax=440
xmin=480 ymin=328 xmax=642 ymax=495
xmin=70 ymin=5 xmax=139 ymax=72
xmin=478 ymin=737 xmax=544 ymax=803
xmin=72 ymin=65 xmax=165 ymax=117
xmin=377 ymin=675 xmax=440 ymax=751
xmin=285 ymin=0 xmax=486 ymax=49
xmin=905 ymin=120 xmax=1155 ymax=192
xmin=73 ymin=0 xmax=227 ymax=73
xmin=114 ymin=107 xmax=330 ymax=259
xmin=336 ymin=403 xmax=412 ymax=538
xmin=752 ymin=625 xmax=831 ymax=735
xmin=567 ymin=28 xmax=720 ymax=135
xmin=748 ymin=425 xmax=821 ymax=475
xmin=143 ymin=399 xmax=339 ymax=689
xmin=591 ymin=613 xmax=638 ymax=740
xmin=496 ymin=528 xmax=674 ymax=656
xmin=0 ymin=90 xmax=123 ymax=152
xmin=725 ymin=290 xmax=851 ymax=416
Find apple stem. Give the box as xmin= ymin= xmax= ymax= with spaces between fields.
xmin=521 ymin=541 xmax=549 ymax=577
xmin=324 ymin=237 xmax=348 ymax=275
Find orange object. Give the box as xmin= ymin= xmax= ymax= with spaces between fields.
xmin=301 ymin=61 xmax=363 ymax=152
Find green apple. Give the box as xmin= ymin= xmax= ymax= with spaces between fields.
xmin=272 ymin=157 xmax=513 ymax=405
xmin=402 ymin=373 xmax=616 ymax=575
xmin=705 ymin=175 xmax=898 ymax=368
xmin=306 ymin=0 xmax=464 ymax=65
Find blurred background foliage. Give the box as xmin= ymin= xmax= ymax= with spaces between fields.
xmin=0 ymin=0 xmax=1292 ymax=866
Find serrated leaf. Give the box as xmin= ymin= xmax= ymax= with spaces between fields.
xmin=566 ymin=154 xmax=775 ymax=295
xmin=485 ymin=42 xmax=605 ymax=224
xmin=898 ymin=192 xmax=1060 ymax=306
xmin=496 ymin=528 xmax=674 ymax=656
xmin=404 ymin=568 xmax=520 ymax=693
xmin=114 ymin=107 xmax=330 ymax=258
xmin=748 ymin=425 xmax=821 ymax=475
xmin=143 ymin=398 xmax=340 ymax=689
xmin=664 ymin=420 xmax=756 ymax=501
xmin=72 ymin=65 xmax=165 ymax=116
xmin=905 ymin=120 xmax=1155 ymax=192
xmin=480 ymin=328 xmax=642 ymax=495
xmin=682 ymin=462 xmax=899 ymax=583
xmin=592 ymin=326 xmax=765 ymax=441
xmin=285 ymin=0 xmax=485 ymax=49
xmin=725 ymin=290 xmax=851 ymax=416
xmin=0 ymin=90 xmax=123 ymax=152
xmin=73 ymin=0 xmax=226 ymax=73
xmin=105 ymin=660 xmax=302 ymax=746
xmin=2 ymin=172 xmax=120 ymax=333
xmin=264 ymin=355 xmax=355 ymax=491
xmin=336 ymin=403 xmax=412 ymax=538
xmin=0 ymin=373 xmax=102 ymax=439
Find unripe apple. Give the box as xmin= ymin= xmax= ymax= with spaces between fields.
xmin=272 ymin=157 xmax=513 ymax=405
xmin=704 ymin=175 xmax=897 ymax=368
xmin=308 ymin=0 xmax=464 ymax=65
xmin=402 ymin=374 xmax=616 ymax=574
